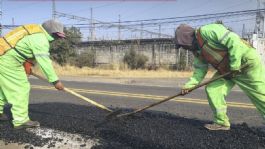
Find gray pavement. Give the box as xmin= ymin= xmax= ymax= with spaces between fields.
xmin=29 ymin=76 xmax=262 ymax=127
xmin=1 ymin=76 xmax=264 ymax=149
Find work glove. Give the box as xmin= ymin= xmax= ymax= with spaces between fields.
xmin=53 ymin=80 xmax=64 ymax=90
xmin=180 ymin=87 xmax=191 ymax=96
xmin=23 ymin=60 xmax=34 ymax=77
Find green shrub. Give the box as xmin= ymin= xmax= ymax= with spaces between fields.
xmin=123 ymin=49 xmax=148 ymax=69
xmin=135 ymin=54 xmax=148 ymax=69
xmin=75 ymin=51 xmax=95 ymax=68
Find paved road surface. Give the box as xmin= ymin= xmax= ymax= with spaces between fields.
xmin=0 ymin=77 xmax=264 ymax=149
xmin=30 ymin=78 xmax=263 ymax=127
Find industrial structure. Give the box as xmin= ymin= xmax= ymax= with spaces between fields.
xmin=52 ymin=0 xmax=265 ymax=66
xmin=253 ymin=0 xmax=265 ymax=64
xmin=0 ymin=0 xmax=264 ymax=66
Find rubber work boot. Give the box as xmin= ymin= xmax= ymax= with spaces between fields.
xmin=204 ymin=123 xmax=230 ymax=131
xmin=14 ymin=120 xmax=40 ymax=130
xmin=0 ymin=113 xmax=8 ymax=121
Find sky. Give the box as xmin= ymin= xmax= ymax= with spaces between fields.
xmin=0 ymin=0 xmax=259 ymax=40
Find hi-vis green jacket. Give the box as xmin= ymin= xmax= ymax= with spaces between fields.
xmin=0 ymin=25 xmax=58 ymax=83
xmin=184 ymin=23 xmax=254 ymax=88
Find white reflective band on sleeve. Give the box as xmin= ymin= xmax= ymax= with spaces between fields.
xmin=216 ymin=108 xmax=227 ymax=113
xmin=34 ymin=54 xmax=50 ymax=57
xmin=194 ymin=63 xmax=208 ymax=68
xmin=219 ymin=30 xmax=230 ymax=43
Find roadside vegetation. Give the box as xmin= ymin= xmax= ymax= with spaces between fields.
xmin=33 ymin=61 xmax=214 ymax=78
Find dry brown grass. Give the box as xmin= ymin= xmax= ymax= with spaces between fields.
xmin=33 ymin=62 xmax=214 ymax=78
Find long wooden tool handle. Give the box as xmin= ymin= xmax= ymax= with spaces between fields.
xmin=117 ymin=92 xmax=182 ymax=117
xmin=31 ymin=72 xmax=113 ymax=112
xmin=63 ymin=87 xmax=113 ymax=112
xmin=117 ymin=65 xmax=248 ymax=118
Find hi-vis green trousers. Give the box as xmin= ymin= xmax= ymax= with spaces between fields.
xmin=205 ymin=50 xmax=265 ymax=126
xmin=0 ymin=50 xmax=30 ymax=127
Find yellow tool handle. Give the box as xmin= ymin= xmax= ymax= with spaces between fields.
xmin=31 ymin=72 xmax=113 ymax=112
xmin=63 ymin=87 xmax=113 ymax=112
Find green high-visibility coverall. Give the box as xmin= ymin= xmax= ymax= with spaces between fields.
xmin=0 ymin=25 xmax=58 ymax=126
xmin=183 ymin=24 xmax=265 ymax=127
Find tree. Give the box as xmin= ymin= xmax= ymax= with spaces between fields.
xmin=75 ymin=51 xmax=95 ymax=68
xmin=123 ymin=48 xmax=148 ymax=69
xmin=50 ymin=26 xmax=82 ymax=65
xmin=124 ymin=48 xmax=137 ymax=69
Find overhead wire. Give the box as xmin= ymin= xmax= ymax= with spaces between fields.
xmin=67 ymin=8 xmax=261 ymax=26
xmin=68 ymin=9 xmax=257 ymax=39
xmin=1 ymin=7 xmax=258 ymax=39
xmin=69 ymin=9 xmax=260 ymax=28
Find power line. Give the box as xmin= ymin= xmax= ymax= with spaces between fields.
xmin=55 ymin=11 xmax=173 ymax=38
xmin=1 ymin=8 xmax=258 ymax=40
xmin=89 ymin=8 xmax=264 ymax=25
xmin=69 ymin=9 xmax=259 ymax=28
xmin=55 ymin=11 xmax=89 ymax=22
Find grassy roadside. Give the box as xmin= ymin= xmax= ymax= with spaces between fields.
xmin=33 ymin=63 xmax=214 ymax=78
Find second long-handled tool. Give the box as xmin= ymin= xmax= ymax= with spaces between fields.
xmin=32 ymin=72 xmax=122 ymax=117
xmin=107 ymin=65 xmax=248 ymax=120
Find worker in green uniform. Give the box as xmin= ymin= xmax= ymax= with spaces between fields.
xmin=175 ymin=23 xmax=265 ymax=131
xmin=0 ymin=19 xmax=65 ymax=129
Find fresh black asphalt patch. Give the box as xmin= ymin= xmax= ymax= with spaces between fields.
xmin=0 ymin=102 xmax=264 ymax=149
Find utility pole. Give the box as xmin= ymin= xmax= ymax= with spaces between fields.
xmin=255 ymin=0 xmax=265 ymax=37
xmin=261 ymin=0 xmax=265 ymax=38
xmin=52 ymin=0 xmax=56 ymax=20
xmin=90 ymin=8 xmax=95 ymax=41
xmin=242 ymin=24 xmax=245 ymax=38
xmin=118 ymin=14 xmax=121 ymax=40
xmin=158 ymin=24 xmax=161 ymax=38
xmin=140 ymin=22 xmax=143 ymax=39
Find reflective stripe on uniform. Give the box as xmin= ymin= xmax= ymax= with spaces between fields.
xmin=219 ymin=30 xmax=230 ymax=43
xmin=215 ymin=107 xmax=227 ymax=113
xmin=203 ymin=45 xmax=223 ymax=62
xmin=6 ymin=30 xmax=25 ymax=41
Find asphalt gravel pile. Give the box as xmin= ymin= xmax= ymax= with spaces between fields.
xmin=0 ymin=102 xmax=265 ymax=149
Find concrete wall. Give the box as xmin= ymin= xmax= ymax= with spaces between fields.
xmin=75 ymin=38 xmax=193 ymax=69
